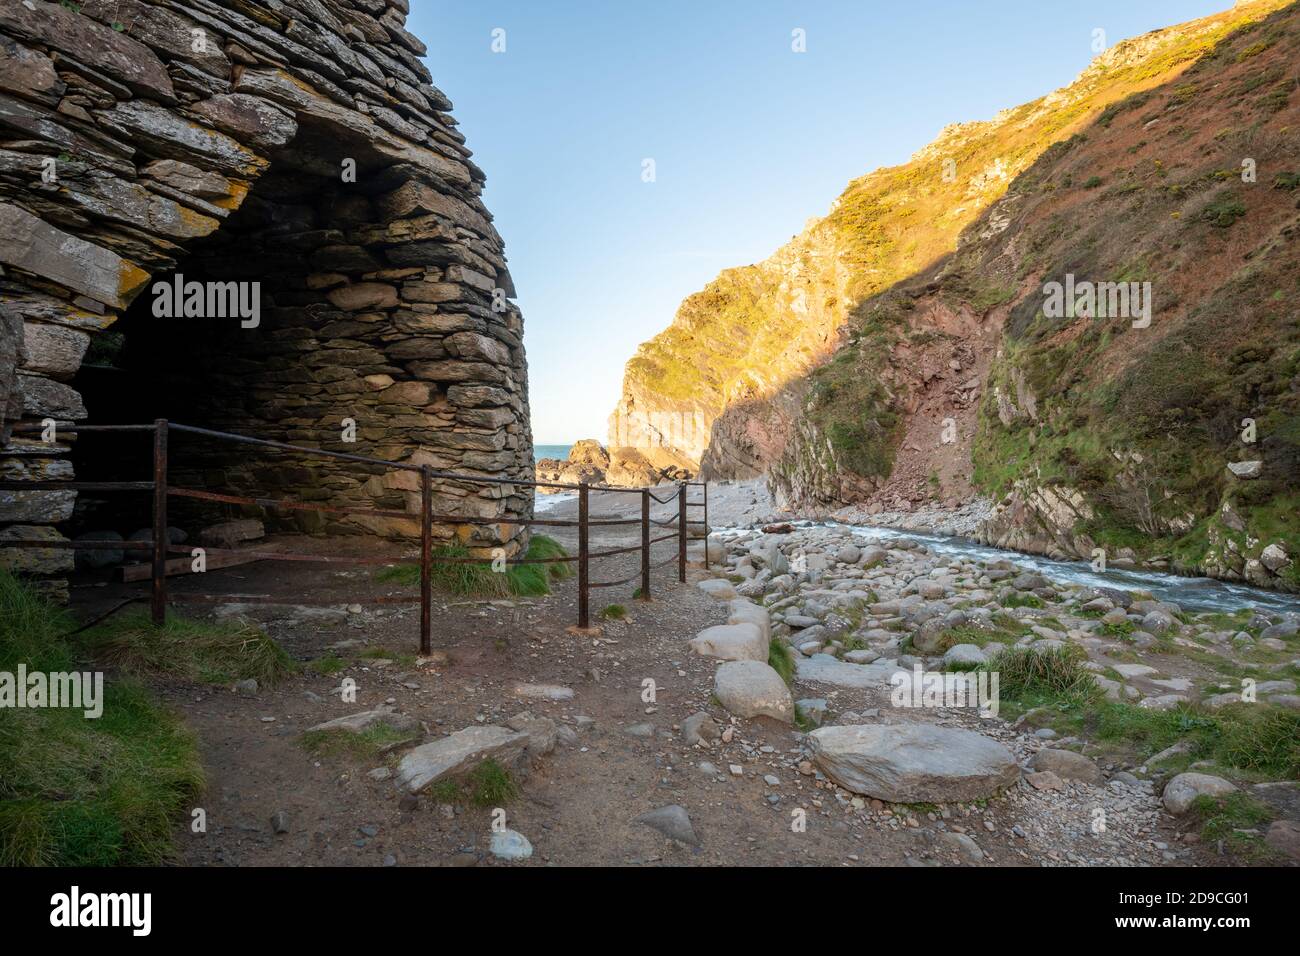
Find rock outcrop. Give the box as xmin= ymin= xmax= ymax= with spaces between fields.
xmin=0 ymin=0 xmax=533 ymax=590
xmin=611 ymin=2 xmax=1289 ymax=482
xmin=534 ymin=438 xmax=691 ymax=491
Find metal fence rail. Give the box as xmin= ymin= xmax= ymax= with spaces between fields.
xmin=0 ymin=420 xmax=708 ymax=652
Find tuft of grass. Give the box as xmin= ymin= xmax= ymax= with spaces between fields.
xmin=299 ymin=723 xmax=415 ymax=761
xmin=0 ymin=572 xmax=204 ymax=866
xmin=375 ymin=534 xmax=573 ymax=598
xmin=507 ymin=534 xmax=573 ymax=596
xmin=467 ymin=759 xmax=518 ymax=807
xmin=79 ymin=610 xmax=295 ymax=686
xmin=358 ymin=646 xmax=417 ymax=668
xmin=1198 ymin=193 xmax=1246 ymax=228
xmin=307 ymin=653 xmax=346 ymax=676
xmin=981 ymin=644 xmax=1093 ymax=698
xmin=1099 ymin=619 xmax=1136 ymax=639
xmin=600 ymin=604 xmax=627 ymax=621
xmin=1000 ymin=593 xmax=1045 ymax=610
xmin=768 ymin=638 xmax=795 ymax=685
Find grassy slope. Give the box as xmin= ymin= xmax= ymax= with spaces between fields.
xmin=764 ymin=2 xmax=1299 ymax=589
xmin=0 ymin=572 xmax=204 ymax=865
xmin=616 ymin=0 xmax=1290 ymax=446
xmin=963 ymin=7 xmax=1300 ymax=583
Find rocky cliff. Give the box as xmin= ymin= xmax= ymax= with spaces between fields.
xmin=0 ymin=0 xmax=533 ymax=596
xmin=613 ymin=0 xmax=1297 ymax=590
xmin=613 ymin=0 xmax=1289 ymax=484
xmin=785 ymin=0 xmax=1300 ymax=590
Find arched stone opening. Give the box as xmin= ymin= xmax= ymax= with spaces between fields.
xmin=0 ymin=1 xmax=533 ymax=596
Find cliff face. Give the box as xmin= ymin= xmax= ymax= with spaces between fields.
xmin=777 ymin=0 xmax=1300 ymax=590
xmin=0 ymin=0 xmax=533 ymax=594
xmin=612 ymin=0 xmax=1290 ymax=483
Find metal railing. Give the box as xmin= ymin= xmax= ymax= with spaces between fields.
xmin=0 ymin=420 xmax=709 ymax=652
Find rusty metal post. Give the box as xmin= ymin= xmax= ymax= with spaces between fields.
xmin=702 ymin=482 xmax=709 ymax=570
xmin=678 ymin=481 xmax=687 ymax=583
xmin=640 ymin=488 xmax=651 ymax=600
xmin=420 ymin=464 xmax=433 ymax=655
xmin=578 ymin=482 xmax=590 ymax=628
xmin=151 ymin=419 xmax=168 ymax=626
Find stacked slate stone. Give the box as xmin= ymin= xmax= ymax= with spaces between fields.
xmin=0 ymin=0 xmax=535 ymax=597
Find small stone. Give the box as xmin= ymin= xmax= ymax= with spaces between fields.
xmin=634 ymin=804 xmax=700 ymax=846
xmin=488 ymin=829 xmax=533 ymax=861
xmin=1025 ymin=770 xmax=1063 ymax=791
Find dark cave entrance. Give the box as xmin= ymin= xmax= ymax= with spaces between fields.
xmin=66 ymin=118 xmax=418 ymax=542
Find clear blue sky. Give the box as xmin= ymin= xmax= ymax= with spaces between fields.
xmin=411 ymin=0 xmax=1230 ymax=444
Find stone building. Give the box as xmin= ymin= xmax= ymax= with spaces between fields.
xmin=0 ymin=0 xmax=534 ymax=594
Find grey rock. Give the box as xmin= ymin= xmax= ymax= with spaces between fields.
xmin=634 ymin=804 xmax=700 ymax=846
xmin=1029 ymin=749 xmax=1102 ymax=785
xmin=395 ymin=726 xmax=528 ymax=794
xmin=713 ymin=660 xmax=794 ymax=722
xmin=809 ymin=724 xmax=1020 ymax=802
xmin=688 ymin=622 xmax=767 ymax=662
xmin=1162 ymin=772 xmax=1238 ymax=814
xmin=488 ymin=829 xmax=533 ymax=860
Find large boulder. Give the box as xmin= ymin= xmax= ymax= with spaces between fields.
xmin=808 ymin=724 xmax=1020 ymax=802
xmin=713 ymin=660 xmax=794 ymax=723
xmin=688 ymin=622 xmax=767 ymax=662
xmin=1162 ymin=772 xmax=1238 ymax=814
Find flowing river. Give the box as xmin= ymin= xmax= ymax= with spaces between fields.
xmin=736 ymin=520 xmax=1300 ymax=617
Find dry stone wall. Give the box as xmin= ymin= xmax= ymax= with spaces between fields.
xmin=0 ymin=0 xmax=533 ymax=593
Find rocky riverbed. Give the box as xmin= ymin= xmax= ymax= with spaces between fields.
xmin=685 ymin=520 xmax=1300 ymax=863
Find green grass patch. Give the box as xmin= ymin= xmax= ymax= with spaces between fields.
xmin=1214 ymin=705 xmax=1300 ymax=779
xmin=982 ymin=644 xmax=1094 ymax=698
xmin=768 ymin=638 xmax=795 ymax=685
xmin=299 ymin=722 xmax=416 ymax=761
xmin=307 ymin=653 xmax=347 ymax=676
xmin=422 ymin=758 xmax=521 ymax=807
xmin=1198 ymin=193 xmax=1247 ymax=228
xmin=599 ymin=604 xmax=627 ymax=621
xmin=467 ymin=758 xmax=519 ymax=807
xmin=375 ymin=534 xmax=573 ymax=598
xmin=1000 ymin=593 xmax=1045 ymax=610
xmin=1099 ymin=619 xmax=1136 ymax=639
xmin=0 ymin=572 xmax=204 ymax=866
xmin=358 ymin=646 xmax=417 ymax=668
xmin=79 ymin=610 xmax=295 ymax=686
